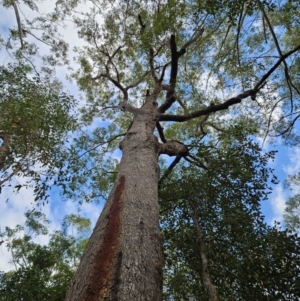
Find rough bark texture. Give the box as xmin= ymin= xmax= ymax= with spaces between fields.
xmin=65 ymin=97 xmax=163 ymax=301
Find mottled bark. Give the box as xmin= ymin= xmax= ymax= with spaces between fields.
xmin=65 ymin=97 xmax=164 ymax=301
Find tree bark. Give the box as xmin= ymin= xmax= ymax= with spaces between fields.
xmin=65 ymin=97 xmax=163 ymax=300
xmin=191 ymin=208 xmax=218 ymax=301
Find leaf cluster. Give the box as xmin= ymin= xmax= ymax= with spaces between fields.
xmin=0 ymin=210 xmax=91 ymax=301
xmin=160 ymin=127 xmax=300 ymax=300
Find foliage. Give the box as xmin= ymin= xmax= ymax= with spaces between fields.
xmin=284 ymin=172 xmax=300 ymax=232
xmin=284 ymin=193 xmax=300 ymax=232
xmin=0 ymin=211 xmax=91 ymax=301
xmin=160 ymin=127 xmax=300 ymax=300
xmin=2 ymin=0 xmax=300 ymax=299
xmin=2 ymin=0 xmax=300 ymax=201
xmin=0 ymin=63 xmax=77 ymax=200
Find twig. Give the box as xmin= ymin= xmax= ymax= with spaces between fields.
xmin=158 ymin=156 xmax=181 ymax=186
xmin=159 ymin=45 xmax=300 ymax=122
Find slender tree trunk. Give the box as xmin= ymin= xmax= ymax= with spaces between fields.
xmin=191 ymin=207 xmax=218 ymax=301
xmin=65 ymin=97 xmax=163 ymax=300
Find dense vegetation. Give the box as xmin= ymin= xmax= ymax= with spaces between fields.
xmin=1 ymin=0 xmax=300 ymax=300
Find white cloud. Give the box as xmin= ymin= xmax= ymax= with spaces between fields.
xmin=283 ymin=148 xmax=300 ymax=176
xmin=0 ymin=181 xmax=103 ymax=272
xmin=0 ymin=177 xmax=37 ymax=271
xmin=0 ymin=1 xmax=107 ymax=272
xmin=269 ymin=184 xmax=287 ymax=225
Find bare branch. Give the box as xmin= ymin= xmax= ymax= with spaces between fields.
xmin=176 ymin=97 xmax=189 ymax=115
xmin=119 ymin=101 xmax=141 ymax=114
xmin=75 ymin=133 xmax=126 ymax=161
xmin=156 ymin=122 xmax=166 ymax=143
xmin=24 ymin=30 xmax=51 ymax=46
xmin=0 ymin=166 xmax=22 ymax=187
xmin=158 ymin=35 xmax=183 ymax=113
xmin=11 ymin=0 xmax=24 ymax=48
xmin=125 ymin=70 xmax=151 ymax=90
xmin=159 ymin=62 xmax=170 ymax=82
xmin=185 ymin=154 xmax=208 ymax=170
xmin=149 ymin=48 xmax=159 ymax=82
xmin=197 ymin=113 xmax=211 ymax=135
xmin=158 ymin=156 xmax=181 ymax=186
xmin=254 ymin=44 xmax=300 ymax=90
xmin=235 ymin=6 xmax=246 ymax=67
xmin=180 ymin=27 xmax=204 ymax=51
xmin=160 ymin=90 xmax=254 ymax=122
xmin=276 ymin=112 xmax=300 ymax=137
xmin=159 ymin=140 xmax=188 ymax=157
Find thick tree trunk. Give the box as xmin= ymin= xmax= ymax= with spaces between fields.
xmin=65 ymin=98 xmax=163 ymax=300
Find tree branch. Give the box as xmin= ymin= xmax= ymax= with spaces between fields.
xmin=158 ymin=35 xmax=183 ymax=113
xmin=184 ymin=155 xmax=208 ymax=170
xmin=159 ymin=62 xmax=170 ymax=82
xmin=180 ymin=27 xmax=204 ymax=51
xmin=0 ymin=166 xmax=22 ymax=187
xmin=149 ymin=47 xmax=159 ymax=82
xmin=259 ymin=3 xmax=300 ymax=111
xmin=159 ymin=140 xmax=188 ymax=157
xmin=254 ymin=45 xmax=300 ymax=91
xmin=75 ymin=133 xmax=127 ymax=161
xmin=125 ymin=70 xmax=151 ymax=90
xmin=158 ymin=29 xmax=204 ymax=113
xmin=160 ymin=45 xmax=300 ymax=122
xmin=11 ymin=0 xmax=24 ymax=49
xmin=160 ymin=90 xmax=254 ymax=122
xmin=156 ymin=122 xmax=166 ymax=143
xmin=91 ymin=73 xmax=129 ymax=101
xmin=158 ymin=156 xmax=181 ymax=186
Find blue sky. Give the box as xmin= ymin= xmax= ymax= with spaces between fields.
xmin=1 ymin=0 xmax=300 ymax=272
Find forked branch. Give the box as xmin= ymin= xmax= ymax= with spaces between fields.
xmin=160 ymin=44 xmax=300 ymax=122
xmin=158 ymin=29 xmax=204 ymax=113
xmin=259 ymin=3 xmax=300 ymax=110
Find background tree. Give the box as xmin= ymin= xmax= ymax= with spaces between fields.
xmin=160 ymin=125 xmax=300 ymax=300
xmin=0 ymin=211 xmax=91 ymax=301
xmin=0 ymin=63 xmax=77 ymax=200
xmin=284 ymin=172 xmax=300 ymax=232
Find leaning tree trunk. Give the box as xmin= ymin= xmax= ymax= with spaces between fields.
xmin=65 ymin=97 xmax=164 ymax=300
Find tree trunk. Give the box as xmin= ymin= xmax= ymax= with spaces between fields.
xmin=65 ymin=97 xmax=163 ymax=300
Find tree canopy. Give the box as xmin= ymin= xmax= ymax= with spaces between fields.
xmin=1 ymin=0 xmax=300 ymax=300
xmin=0 ymin=211 xmax=91 ymax=301
xmin=0 ymin=63 xmax=77 ymax=200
